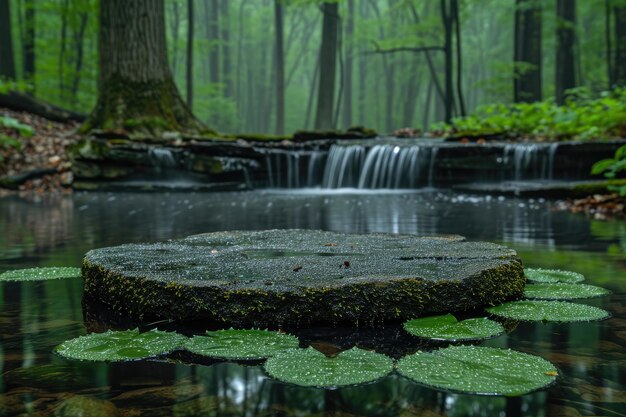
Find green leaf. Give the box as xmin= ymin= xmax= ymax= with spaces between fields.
xmin=184 ymin=329 xmax=299 ymax=360
xmin=55 ymin=329 xmax=187 ymax=362
xmin=403 ymin=314 xmax=504 ymax=341
xmin=0 ymin=267 xmax=81 ymax=282
xmin=487 ymin=300 xmax=609 ymax=322
xmin=524 ymin=283 xmax=610 ymax=300
xmin=591 ymin=159 xmax=617 ymax=175
xmin=524 ymin=268 xmax=584 ymax=284
xmin=397 ymin=346 xmax=557 ymax=396
xmin=264 ymin=347 xmax=393 ymax=388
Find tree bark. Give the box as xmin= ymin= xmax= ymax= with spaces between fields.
xmin=208 ymin=0 xmax=220 ymax=85
xmin=606 ymin=0 xmax=613 ymax=87
xmin=556 ymin=0 xmax=578 ymax=104
xmin=314 ymin=2 xmax=339 ymax=131
xmin=342 ymin=0 xmax=354 ymax=128
xmin=514 ymin=0 xmax=543 ymax=102
xmin=452 ymin=0 xmax=466 ymax=116
xmin=274 ymin=0 xmax=285 ymax=135
xmin=82 ymin=0 xmax=208 ymax=136
xmin=614 ymin=2 xmax=626 ymax=86
xmin=441 ymin=0 xmax=454 ymax=122
xmin=221 ymin=0 xmax=232 ymax=98
xmin=70 ymin=11 xmax=89 ymax=100
xmin=170 ymin=1 xmax=181 ymax=77
xmin=23 ymin=0 xmax=35 ymax=83
xmin=186 ymin=0 xmax=194 ymax=109
xmin=0 ymin=0 xmax=16 ymax=80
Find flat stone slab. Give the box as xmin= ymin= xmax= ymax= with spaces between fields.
xmin=82 ymin=230 xmax=524 ymax=326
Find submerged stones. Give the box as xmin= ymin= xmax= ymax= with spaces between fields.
xmin=82 ymin=229 xmax=524 ymax=326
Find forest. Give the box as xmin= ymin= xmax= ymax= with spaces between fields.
xmin=0 ymin=0 xmax=624 ymax=137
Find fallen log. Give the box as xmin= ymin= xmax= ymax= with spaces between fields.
xmin=0 ymin=91 xmax=86 ymax=123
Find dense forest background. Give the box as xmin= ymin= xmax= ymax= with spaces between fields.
xmin=0 ymin=0 xmax=624 ymax=135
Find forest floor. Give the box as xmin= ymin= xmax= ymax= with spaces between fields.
xmin=0 ymin=107 xmax=76 ymax=196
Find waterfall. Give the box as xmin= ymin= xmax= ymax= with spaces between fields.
xmin=263 ymin=148 xmax=327 ymax=188
xmin=503 ymin=143 xmax=560 ymax=180
xmin=148 ymin=148 xmax=177 ymax=168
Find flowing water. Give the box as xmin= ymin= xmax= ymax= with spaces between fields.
xmin=0 ymin=190 xmax=624 ymax=417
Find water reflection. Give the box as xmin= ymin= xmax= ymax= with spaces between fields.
xmin=0 ymin=190 xmax=625 ymax=416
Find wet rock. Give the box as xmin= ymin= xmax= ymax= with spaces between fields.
xmin=83 ymin=230 xmax=524 ymax=327
xmin=54 ymin=395 xmax=118 ymax=417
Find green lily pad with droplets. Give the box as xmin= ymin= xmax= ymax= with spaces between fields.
xmin=264 ymin=347 xmax=393 ymax=388
xmin=524 ymin=283 xmax=610 ymax=300
xmin=487 ymin=300 xmax=609 ymax=322
xmin=397 ymin=345 xmax=557 ymax=396
xmin=524 ymin=268 xmax=584 ymax=284
xmin=184 ymin=329 xmax=299 ymax=360
xmin=55 ymin=329 xmax=187 ymax=362
xmin=403 ymin=314 xmax=504 ymax=341
xmin=0 ymin=267 xmax=81 ymax=282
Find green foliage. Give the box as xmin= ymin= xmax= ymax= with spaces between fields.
xmin=264 ymin=347 xmax=393 ymax=388
xmin=1 ymin=115 xmax=34 ymax=137
xmin=403 ymin=314 xmax=504 ymax=341
xmin=441 ymin=89 xmax=626 ymax=141
xmin=524 ymin=283 xmax=610 ymax=300
xmin=0 ymin=267 xmax=81 ymax=282
xmin=487 ymin=300 xmax=609 ymax=322
xmin=525 ymin=268 xmax=585 ymax=283
xmin=184 ymin=329 xmax=299 ymax=360
xmin=55 ymin=328 xmax=187 ymax=362
xmin=591 ymin=144 xmax=626 ymax=196
xmin=397 ymin=346 xmax=557 ymax=396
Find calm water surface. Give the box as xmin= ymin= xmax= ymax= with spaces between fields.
xmin=0 ymin=190 xmax=624 ymax=417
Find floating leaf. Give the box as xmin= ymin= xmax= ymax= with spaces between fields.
xmin=525 ymin=268 xmax=584 ymax=284
xmin=55 ymin=329 xmax=187 ymax=362
xmin=0 ymin=267 xmax=81 ymax=282
xmin=264 ymin=347 xmax=393 ymax=388
xmin=403 ymin=314 xmax=504 ymax=341
xmin=487 ymin=300 xmax=609 ymax=322
xmin=524 ymin=283 xmax=610 ymax=300
xmin=397 ymin=345 xmax=557 ymax=396
xmin=184 ymin=329 xmax=299 ymax=360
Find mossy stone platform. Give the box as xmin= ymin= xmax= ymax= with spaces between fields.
xmin=82 ymin=230 xmax=524 ymax=326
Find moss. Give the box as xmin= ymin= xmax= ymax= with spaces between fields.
xmin=571 ymin=179 xmax=626 ymax=196
xmin=235 ymin=133 xmax=292 ymax=142
xmin=82 ymin=230 xmax=524 ymax=327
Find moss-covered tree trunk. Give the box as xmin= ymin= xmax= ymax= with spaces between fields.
xmin=82 ymin=0 xmax=210 ymax=137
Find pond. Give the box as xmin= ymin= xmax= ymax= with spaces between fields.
xmin=0 ymin=189 xmax=624 ymax=417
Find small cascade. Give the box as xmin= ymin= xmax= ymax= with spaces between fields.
xmin=503 ymin=143 xmax=560 ymax=180
xmin=148 ymin=148 xmax=178 ymax=169
xmin=263 ymin=149 xmax=327 ymax=188
xmin=322 ymin=144 xmax=439 ymax=189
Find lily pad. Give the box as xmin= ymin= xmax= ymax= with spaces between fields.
xmin=264 ymin=347 xmax=393 ymax=388
xmin=397 ymin=345 xmax=557 ymax=396
xmin=525 ymin=268 xmax=584 ymax=284
xmin=524 ymin=283 xmax=610 ymax=300
xmin=184 ymin=329 xmax=299 ymax=360
xmin=55 ymin=329 xmax=187 ymax=362
xmin=403 ymin=314 xmax=504 ymax=341
xmin=0 ymin=267 xmax=81 ymax=282
xmin=487 ymin=300 xmax=609 ymax=322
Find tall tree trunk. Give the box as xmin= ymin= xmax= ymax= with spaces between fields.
xmin=0 ymin=0 xmax=16 ymax=80
xmin=70 ymin=12 xmax=88 ymax=100
xmin=606 ymin=0 xmax=613 ymax=87
xmin=59 ymin=0 xmax=69 ymax=101
xmin=314 ymin=2 xmax=339 ymax=131
xmin=614 ymin=2 xmax=626 ymax=86
xmin=220 ymin=0 xmax=232 ymax=98
xmin=23 ymin=0 xmax=35 ymax=83
xmin=514 ymin=0 xmax=543 ymax=102
xmin=358 ymin=0 xmax=368 ymax=125
xmin=208 ymin=0 xmax=220 ymax=85
xmin=170 ymin=1 xmax=180 ymax=77
xmin=441 ymin=0 xmax=454 ymax=122
xmin=556 ymin=0 xmax=578 ymax=104
xmin=342 ymin=0 xmax=354 ymax=128
xmin=186 ymin=0 xmax=194 ymax=109
xmin=452 ymin=0 xmax=466 ymax=116
xmin=274 ymin=0 xmax=285 ymax=135
xmin=82 ymin=0 xmax=208 ymax=136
